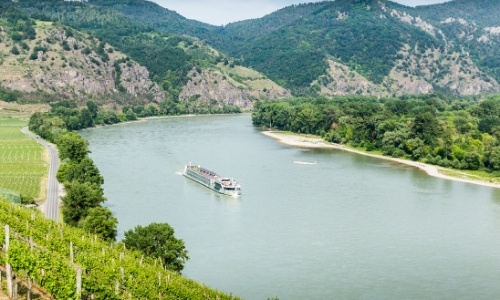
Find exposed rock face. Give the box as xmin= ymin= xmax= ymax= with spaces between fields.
xmin=180 ymin=69 xmax=289 ymax=109
xmin=318 ymin=60 xmax=387 ymax=97
xmin=315 ymin=46 xmax=499 ymax=98
xmin=383 ymin=7 xmax=436 ymax=37
xmin=180 ymin=69 xmax=252 ymax=109
xmin=120 ymin=63 xmax=164 ymax=99
xmin=384 ymin=45 xmax=498 ymax=96
xmin=0 ymin=25 xmax=164 ymax=100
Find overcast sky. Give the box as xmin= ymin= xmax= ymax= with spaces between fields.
xmin=150 ymin=0 xmax=449 ymax=25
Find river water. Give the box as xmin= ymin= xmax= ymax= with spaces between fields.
xmin=80 ymin=114 xmax=500 ymax=300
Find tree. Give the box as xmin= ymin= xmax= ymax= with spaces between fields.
xmin=80 ymin=108 xmax=94 ymax=128
xmin=80 ymin=207 xmax=118 ymax=241
xmin=56 ymin=132 xmax=89 ymax=162
xmin=65 ymin=157 xmax=104 ymax=185
xmin=123 ymin=223 xmax=189 ymax=273
xmin=412 ymin=112 xmax=439 ymax=145
xmin=463 ymin=152 xmax=482 ymax=170
xmin=61 ymin=181 xmax=106 ymax=226
xmin=488 ymin=146 xmax=500 ymax=170
xmin=86 ymin=101 xmax=98 ymax=119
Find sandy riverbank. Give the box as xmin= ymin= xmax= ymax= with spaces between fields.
xmin=262 ymin=131 xmax=500 ymax=189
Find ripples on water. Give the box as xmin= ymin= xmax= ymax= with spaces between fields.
xmin=81 ymin=115 xmax=500 ymax=300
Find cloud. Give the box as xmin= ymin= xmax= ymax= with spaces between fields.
xmin=152 ymin=0 xmax=447 ymax=25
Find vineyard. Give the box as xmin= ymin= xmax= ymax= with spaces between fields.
xmin=0 ymin=197 xmax=240 ymax=299
xmin=0 ymin=124 xmax=47 ymax=199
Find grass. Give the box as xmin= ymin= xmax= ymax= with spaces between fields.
xmin=0 ymin=120 xmax=48 ymax=199
xmin=439 ymin=168 xmax=500 ymax=184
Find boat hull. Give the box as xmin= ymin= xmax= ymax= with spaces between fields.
xmin=183 ymin=167 xmax=241 ymax=196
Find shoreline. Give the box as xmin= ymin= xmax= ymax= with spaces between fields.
xmin=262 ymin=131 xmax=500 ymax=189
xmin=80 ymin=112 xmax=249 ymax=131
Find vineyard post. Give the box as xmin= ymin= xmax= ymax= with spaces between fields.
xmin=70 ymin=241 xmax=74 ymax=263
xmin=27 ymin=276 xmax=32 ymax=300
xmin=28 ymin=236 xmax=33 ymax=300
xmin=140 ymin=255 xmax=143 ymax=265
xmin=114 ymin=280 xmax=119 ymax=295
xmin=158 ymin=272 xmax=161 ymax=286
xmin=5 ymin=225 xmax=12 ymax=298
xmin=76 ymin=266 xmax=82 ymax=299
xmin=13 ymin=282 xmax=17 ymax=299
xmin=120 ymin=267 xmax=124 ymax=280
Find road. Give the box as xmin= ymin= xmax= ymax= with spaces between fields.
xmin=22 ymin=127 xmax=59 ymax=221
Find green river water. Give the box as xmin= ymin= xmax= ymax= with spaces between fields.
xmin=80 ymin=114 xmax=500 ymax=299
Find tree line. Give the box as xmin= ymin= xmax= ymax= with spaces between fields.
xmin=28 ymin=105 xmax=190 ymax=271
xmin=253 ymin=94 xmax=500 ymax=172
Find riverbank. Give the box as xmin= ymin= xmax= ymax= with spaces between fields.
xmin=262 ymin=131 xmax=500 ymax=189
xmin=80 ymin=112 xmax=249 ymax=131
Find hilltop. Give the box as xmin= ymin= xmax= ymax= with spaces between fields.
xmin=0 ymin=2 xmax=289 ymax=109
xmin=88 ymin=0 xmax=500 ymax=97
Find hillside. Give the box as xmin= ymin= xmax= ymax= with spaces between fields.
xmin=0 ymin=197 xmax=239 ymax=299
xmin=0 ymin=4 xmax=163 ymax=105
xmin=1 ymin=1 xmax=289 ymax=109
xmin=91 ymin=0 xmax=500 ymax=97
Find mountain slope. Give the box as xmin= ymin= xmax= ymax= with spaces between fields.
xmin=1 ymin=1 xmax=289 ymax=109
xmin=0 ymin=4 xmax=163 ymax=104
xmin=95 ymin=0 xmax=500 ymax=97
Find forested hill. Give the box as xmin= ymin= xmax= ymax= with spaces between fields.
xmin=87 ymin=0 xmax=500 ymax=97
xmin=0 ymin=1 xmax=289 ymax=109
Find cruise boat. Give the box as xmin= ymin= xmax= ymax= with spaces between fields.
xmin=183 ymin=164 xmax=242 ymax=196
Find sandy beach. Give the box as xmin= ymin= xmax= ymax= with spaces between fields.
xmin=262 ymin=131 xmax=500 ymax=189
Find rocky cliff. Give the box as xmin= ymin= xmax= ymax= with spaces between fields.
xmin=0 ymin=21 xmax=163 ymax=101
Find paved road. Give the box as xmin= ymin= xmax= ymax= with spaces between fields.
xmin=22 ymin=127 xmax=59 ymax=221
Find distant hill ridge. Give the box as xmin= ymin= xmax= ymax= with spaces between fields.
xmin=78 ymin=0 xmax=500 ymax=97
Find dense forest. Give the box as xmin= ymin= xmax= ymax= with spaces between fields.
xmin=253 ymin=94 xmax=500 ymax=172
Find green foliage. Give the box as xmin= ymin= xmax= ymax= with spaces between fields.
xmin=79 ymin=206 xmax=118 ymax=241
xmin=0 ymin=86 xmax=23 ymax=102
xmin=0 ymin=198 xmax=239 ymax=299
xmin=10 ymin=45 xmax=20 ymax=55
xmin=64 ymin=157 xmax=104 ymax=185
xmin=55 ymin=132 xmax=89 ymax=162
xmin=253 ymin=94 xmax=500 ymax=172
xmin=123 ymin=222 xmax=189 ymax=273
xmin=20 ymin=194 xmax=36 ymax=205
xmin=61 ymin=181 xmax=106 ymax=226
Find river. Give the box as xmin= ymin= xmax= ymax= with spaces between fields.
xmin=80 ymin=114 xmax=500 ymax=300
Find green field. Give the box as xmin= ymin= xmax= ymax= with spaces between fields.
xmin=0 ymin=119 xmax=47 ymax=199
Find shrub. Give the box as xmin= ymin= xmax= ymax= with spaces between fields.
xmin=11 ymin=46 xmax=20 ymax=55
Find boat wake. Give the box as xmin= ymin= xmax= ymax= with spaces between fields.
xmin=292 ymin=161 xmax=317 ymax=165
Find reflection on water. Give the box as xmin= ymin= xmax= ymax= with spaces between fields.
xmin=81 ymin=114 xmax=500 ymax=300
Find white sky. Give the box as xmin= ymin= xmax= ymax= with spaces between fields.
xmin=150 ymin=0 xmax=449 ymax=25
